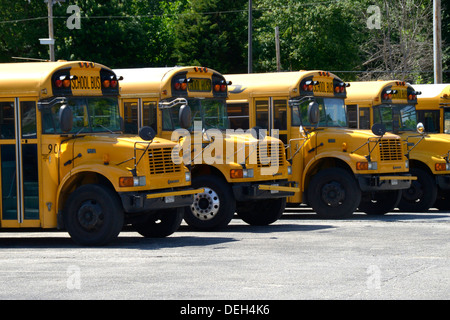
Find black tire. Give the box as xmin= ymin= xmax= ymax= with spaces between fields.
xmin=359 ymin=190 xmax=401 ymax=215
xmin=63 ymin=184 xmax=124 ymax=246
xmin=133 ymin=207 xmax=183 ymax=238
xmin=184 ymin=175 xmax=236 ymax=230
xmin=307 ymin=168 xmax=361 ymax=219
xmin=237 ymin=198 xmax=286 ymax=226
xmin=434 ymin=190 xmax=450 ymax=210
xmin=398 ymin=168 xmax=437 ymax=212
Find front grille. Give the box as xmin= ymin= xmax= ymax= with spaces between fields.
xmin=257 ymin=142 xmax=284 ymax=167
xmin=148 ymin=147 xmax=182 ymax=174
xmin=379 ymin=138 xmax=403 ymax=161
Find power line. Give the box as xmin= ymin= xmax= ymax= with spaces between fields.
xmin=0 ymin=0 xmax=339 ymax=24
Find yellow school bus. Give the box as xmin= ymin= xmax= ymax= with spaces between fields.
xmin=225 ymin=71 xmax=415 ymax=218
xmin=115 ymin=66 xmax=298 ymax=230
xmin=0 ymin=61 xmax=201 ymax=245
xmin=414 ymin=84 xmax=450 ymax=134
xmin=346 ymin=81 xmax=450 ymax=211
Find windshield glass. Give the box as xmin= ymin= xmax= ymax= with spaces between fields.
xmin=373 ymin=104 xmax=417 ymax=132
xmin=162 ymin=98 xmax=228 ymax=130
xmin=292 ymin=97 xmax=347 ymax=127
xmin=444 ymin=109 xmax=450 ymax=134
xmin=41 ymin=97 xmax=121 ymax=134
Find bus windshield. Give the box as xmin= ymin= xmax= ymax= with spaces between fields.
xmin=373 ymin=104 xmax=417 ymax=133
xmin=162 ymin=98 xmax=228 ymax=131
xmin=42 ymin=97 xmax=121 ymax=134
xmin=292 ymin=97 xmax=347 ymax=127
xmin=444 ymin=109 xmax=450 ymax=134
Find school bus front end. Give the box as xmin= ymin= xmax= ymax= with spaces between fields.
xmin=346 ymin=80 xmax=450 ymax=211
xmin=0 ymin=61 xmax=198 ymax=246
xmin=226 ymin=71 xmax=415 ymax=218
xmin=414 ymin=84 xmax=450 ymax=134
xmin=116 ymin=66 xmax=298 ymax=230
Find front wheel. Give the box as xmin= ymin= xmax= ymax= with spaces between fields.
xmin=132 ymin=208 xmax=183 ymax=238
xmin=359 ymin=190 xmax=401 ymax=215
xmin=237 ymin=198 xmax=286 ymax=226
xmin=398 ymin=168 xmax=436 ymax=212
xmin=184 ymin=175 xmax=236 ymax=230
xmin=307 ymin=168 xmax=361 ymax=219
xmin=63 ymin=184 xmax=124 ymax=246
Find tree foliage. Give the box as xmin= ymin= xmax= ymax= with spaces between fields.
xmin=0 ymin=0 xmax=448 ymax=82
xmin=252 ymin=0 xmax=364 ymax=79
xmin=171 ymin=0 xmax=248 ymax=73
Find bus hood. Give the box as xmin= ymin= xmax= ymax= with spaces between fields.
xmin=399 ymin=132 xmax=450 ymax=157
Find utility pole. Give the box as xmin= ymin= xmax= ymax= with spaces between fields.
xmin=40 ymin=0 xmax=65 ymax=61
xmin=248 ymin=0 xmax=252 ymax=73
xmin=433 ymin=0 xmax=442 ymax=83
xmin=47 ymin=0 xmax=55 ymax=61
xmin=275 ymin=27 xmax=281 ymax=72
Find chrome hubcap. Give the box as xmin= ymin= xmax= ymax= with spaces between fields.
xmin=191 ymin=187 xmax=220 ymax=221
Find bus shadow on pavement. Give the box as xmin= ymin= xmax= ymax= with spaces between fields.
xmin=0 ymin=222 xmax=332 ymax=249
xmin=0 ymin=233 xmax=238 ymax=249
xmin=178 ymin=221 xmax=334 ymax=234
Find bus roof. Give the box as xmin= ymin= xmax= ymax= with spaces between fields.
xmin=413 ymin=84 xmax=450 ymax=99
xmin=0 ymin=60 xmax=111 ymax=97
xmin=115 ymin=66 xmax=222 ymax=96
xmin=413 ymin=84 xmax=450 ymax=109
xmin=346 ymin=80 xmax=415 ymax=100
xmin=225 ymin=70 xmax=344 ymax=99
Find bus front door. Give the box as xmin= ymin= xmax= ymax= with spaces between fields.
xmin=254 ymin=97 xmax=289 ymax=144
xmin=0 ymin=99 xmax=39 ymax=228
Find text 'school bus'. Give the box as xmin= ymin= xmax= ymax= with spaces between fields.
xmin=0 ymin=61 xmax=202 ymax=245
xmin=346 ymin=81 xmax=450 ymax=211
xmin=413 ymin=84 xmax=450 ymax=134
xmin=114 ymin=66 xmax=299 ymax=230
xmin=225 ymin=71 xmax=416 ymax=218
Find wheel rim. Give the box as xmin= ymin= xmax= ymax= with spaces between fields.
xmin=191 ymin=187 xmax=220 ymax=221
xmin=321 ymin=181 xmax=345 ymax=207
xmin=77 ymin=200 xmax=104 ymax=231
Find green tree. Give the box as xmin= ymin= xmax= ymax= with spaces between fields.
xmin=252 ymin=0 xmax=364 ymax=79
xmin=172 ymin=0 xmax=248 ymax=73
xmin=442 ymin=0 xmax=450 ymax=83
xmin=0 ymin=0 xmax=48 ymax=62
xmin=54 ymin=0 xmax=156 ymax=68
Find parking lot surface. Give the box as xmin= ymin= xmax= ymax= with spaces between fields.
xmin=0 ymin=207 xmax=448 ymax=300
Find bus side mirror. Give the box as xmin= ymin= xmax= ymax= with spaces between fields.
xmin=371 ymin=123 xmax=386 ymax=136
xmin=308 ymin=102 xmax=320 ymax=125
xmin=417 ymin=122 xmax=425 ymax=134
xmin=179 ymin=104 xmax=191 ymax=129
xmin=250 ymin=126 xmax=266 ymax=140
xmin=139 ymin=126 xmax=156 ymax=141
xmin=59 ymin=104 xmax=73 ymax=133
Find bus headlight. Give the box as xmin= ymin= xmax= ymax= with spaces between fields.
xmin=119 ymin=176 xmax=146 ymax=187
xmin=185 ymin=172 xmax=191 ymax=182
xmin=288 ymin=166 xmax=292 ymax=175
xmin=243 ymin=168 xmax=254 ymax=178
